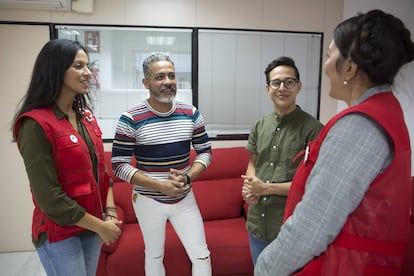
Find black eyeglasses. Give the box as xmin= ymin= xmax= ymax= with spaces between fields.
xmin=268 ymin=78 xmax=298 ymax=90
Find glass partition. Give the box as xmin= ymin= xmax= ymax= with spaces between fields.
xmin=56 ymin=25 xmax=193 ymax=139
xmin=55 ymin=25 xmax=322 ymax=140
xmin=198 ymin=29 xmax=322 ymax=139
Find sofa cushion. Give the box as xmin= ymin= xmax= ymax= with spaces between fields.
xmin=204 ymin=218 xmax=253 ymax=275
xmin=106 ymin=224 xmax=145 ymax=276
xmin=195 ymin=147 xmax=249 ymax=181
xmin=193 ymin=178 xmax=244 ymax=221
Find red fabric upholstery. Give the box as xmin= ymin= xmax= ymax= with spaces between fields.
xmin=205 ymin=218 xmax=254 ymax=275
xmin=97 ymin=147 xmax=253 ymax=276
xmin=110 ymin=181 xmax=137 ymax=224
xmin=193 ymin=178 xmax=244 ymax=221
xmin=195 ymin=147 xmax=250 ymax=181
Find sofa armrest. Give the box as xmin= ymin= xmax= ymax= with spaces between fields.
xmin=101 ymin=204 xmax=126 ymax=253
xmin=113 ymin=181 xmax=138 ymax=224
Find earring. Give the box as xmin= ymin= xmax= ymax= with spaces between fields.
xmin=343 ymin=80 xmax=348 ymax=85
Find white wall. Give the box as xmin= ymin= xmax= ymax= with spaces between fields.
xmin=0 ymin=0 xmax=344 ymax=252
xmin=0 ymin=24 xmax=50 ymax=252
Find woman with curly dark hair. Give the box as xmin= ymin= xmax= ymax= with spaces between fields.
xmin=255 ymin=10 xmax=414 ymax=276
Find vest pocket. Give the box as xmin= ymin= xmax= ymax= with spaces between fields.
xmin=53 ymin=131 xmax=92 ymax=173
xmin=64 ymin=182 xmax=92 ymax=197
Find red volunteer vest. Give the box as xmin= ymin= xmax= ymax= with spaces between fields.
xmin=15 ymin=107 xmax=109 ymax=242
xmin=285 ymin=92 xmax=412 ymax=275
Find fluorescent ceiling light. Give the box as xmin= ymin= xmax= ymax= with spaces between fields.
xmin=146 ymin=36 xmax=176 ymax=46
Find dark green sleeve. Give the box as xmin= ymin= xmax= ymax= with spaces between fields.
xmin=308 ymin=120 xmax=324 ymax=142
xmin=17 ymin=118 xmax=86 ymax=226
xmin=246 ymin=120 xmax=258 ymax=154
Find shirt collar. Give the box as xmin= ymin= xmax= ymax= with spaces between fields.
xmin=274 ymin=105 xmax=302 ymax=122
xmin=52 ymin=104 xmax=70 ymax=120
xmin=353 ymin=84 xmax=391 ymax=106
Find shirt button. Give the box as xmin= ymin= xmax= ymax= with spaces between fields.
xmin=276 ymin=128 xmax=280 ymax=131
xmin=263 ymin=197 xmax=267 ymax=201
xmin=261 ymin=213 xmax=265 ymax=217
xmin=270 ymin=163 xmax=274 ymax=166
xmin=273 ymin=145 xmax=276 ymax=149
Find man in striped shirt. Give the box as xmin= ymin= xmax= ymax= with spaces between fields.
xmin=112 ymin=53 xmax=212 ymax=276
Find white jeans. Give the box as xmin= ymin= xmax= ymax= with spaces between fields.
xmin=133 ymin=190 xmax=211 ymax=276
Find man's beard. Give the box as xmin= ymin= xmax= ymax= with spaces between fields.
xmin=155 ymin=95 xmax=175 ymax=103
xmin=150 ymin=87 xmax=176 ymax=103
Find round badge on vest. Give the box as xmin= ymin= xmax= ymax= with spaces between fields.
xmin=70 ymin=134 xmax=78 ymax=143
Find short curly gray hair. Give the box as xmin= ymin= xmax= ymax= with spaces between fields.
xmin=142 ymin=53 xmax=175 ymax=79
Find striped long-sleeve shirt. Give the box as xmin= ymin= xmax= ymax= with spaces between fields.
xmin=112 ymin=99 xmax=211 ymax=203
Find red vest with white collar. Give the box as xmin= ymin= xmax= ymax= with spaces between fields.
xmin=15 ymin=107 xmax=109 ymax=243
xmin=284 ymin=92 xmax=412 ymax=275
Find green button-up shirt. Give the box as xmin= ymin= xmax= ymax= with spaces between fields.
xmin=246 ymin=106 xmax=323 ymax=241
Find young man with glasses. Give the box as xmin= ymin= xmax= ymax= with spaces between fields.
xmin=241 ymin=56 xmax=323 ymax=265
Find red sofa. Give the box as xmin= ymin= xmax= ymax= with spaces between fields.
xmin=97 ymin=147 xmax=254 ymax=276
